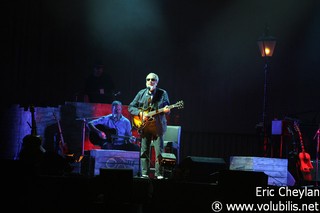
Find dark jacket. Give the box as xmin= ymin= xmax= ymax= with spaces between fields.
xmin=128 ymin=87 xmax=170 ymax=136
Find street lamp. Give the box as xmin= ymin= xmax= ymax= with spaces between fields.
xmin=257 ymin=26 xmax=276 ymax=156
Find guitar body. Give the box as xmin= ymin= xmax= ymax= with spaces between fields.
xmin=89 ymin=124 xmax=117 ymax=146
xmin=132 ymin=115 xmax=145 ymax=130
xmin=298 ymin=151 xmax=313 ymax=181
xmin=132 ymin=107 xmax=154 ymax=130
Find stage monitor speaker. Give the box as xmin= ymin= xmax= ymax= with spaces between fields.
xmin=176 ymin=156 xmax=227 ymax=183
xmin=160 ymin=152 xmax=176 ymax=167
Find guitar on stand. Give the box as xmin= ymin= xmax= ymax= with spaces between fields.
xmin=53 ymin=112 xmax=69 ymax=157
xmin=294 ymin=121 xmax=313 ymax=182
xmin=25 ymin=105 xmax=45 ymax=153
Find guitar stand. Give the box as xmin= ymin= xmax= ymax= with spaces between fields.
xmin=313 ymin=127 xmax=320 ymax=187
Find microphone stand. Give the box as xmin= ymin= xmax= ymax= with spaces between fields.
xmin=81 ymin=118 xmax=87 ymax=157
xmin=137 ymin=140 xmax=142 ymax=177
xmin=313 ymin=127 xmax=320 ymax=187
xmin=76 ymin=116 xmax=100 ymax=155
xmin=135 ymin=130 xmax=143 ymax=178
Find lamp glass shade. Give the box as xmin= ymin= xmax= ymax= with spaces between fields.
xmin=257 ymin=36 xmax=276 ymax=57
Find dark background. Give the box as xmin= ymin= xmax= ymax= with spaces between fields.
xmin=2 ymin=1 xmax=320 ymax=146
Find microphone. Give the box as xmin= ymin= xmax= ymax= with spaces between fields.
xmin=147 ymin=86 xmax=151 ymax=91
xmin=113 ymin=91 xmax=121 ymax=96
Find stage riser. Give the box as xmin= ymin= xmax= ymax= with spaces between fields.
xmin=229 ymin=156 xmax=289 ymax=186
xmin=86 ymin=149 xmax=140 ymax=176
xmin=176 ymin=156 xmax=227 ymax=183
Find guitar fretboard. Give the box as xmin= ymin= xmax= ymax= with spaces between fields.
xmin=294 ymin=122 xmax=305 ymax=152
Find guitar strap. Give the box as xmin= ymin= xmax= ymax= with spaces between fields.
xmin=148 ymin=96 xmax=152 ymax=105
xmin=145 ymin=87 xmax=162 ymax=107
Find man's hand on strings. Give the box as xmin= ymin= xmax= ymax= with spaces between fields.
xmin=139 ymin=111 xmax=149 ymax=121
xmin=98 ymin=131 xmax=106 ymax=140
xmin=129 ymin=136 xmax=136 ymax=143
xmin=163 ymin=105 xmax=170 ymax=113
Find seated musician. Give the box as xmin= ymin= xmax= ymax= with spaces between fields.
xmin=87 ymin=100 xmax=140 ymax=151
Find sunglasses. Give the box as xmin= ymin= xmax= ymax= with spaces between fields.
xmin=146 ymin=78 xmax=156 ymax=82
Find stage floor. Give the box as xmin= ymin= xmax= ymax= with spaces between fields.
xmin=2 ymin=159 xmax=319 ymax=213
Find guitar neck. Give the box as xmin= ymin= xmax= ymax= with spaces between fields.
xmin=295 ymin=123 xmax=305 ymax=153
xmin=299 ymin=134 xmax=305 ymax=153
xmin=147 ymin=104 xmax=176 ymax=117
xmin=57 ymin=121 xmax=65 ymax=145
xmin=53 ymin=113 xmax=65 ymax=145
xmin=30 ymin=106 xmax=38 ymax=136
xmin=111 ymin=135 xmax=131 ymax=140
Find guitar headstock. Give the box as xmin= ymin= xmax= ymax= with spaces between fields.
xmin=293 ymin=121 xmax=300 ymax=133
xmin=30 ymin=105 xmax=35 ymax=113
xmin=287 ymin=126 xmax=294 ymax=136
xmin=52 ymin=112 xmax=62 ymax=123
xmin=175 ymin=100 xmax=184 ymax=109
xmin=52 ymin=112 xmax=58 ymax=120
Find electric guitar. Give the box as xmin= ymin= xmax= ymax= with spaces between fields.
xmin=89 ymin=125 xmax=138 ymax=146
xmin=53 ymin=112 xmax=69 ymax=156
xmin=131 ymin=100 xmax=184 ymax=130
xmin=293 ymin=121 xmax=313 ymax=181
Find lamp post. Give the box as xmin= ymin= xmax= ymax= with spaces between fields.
xmin=257 ymin=27 xmax=276 ymax=157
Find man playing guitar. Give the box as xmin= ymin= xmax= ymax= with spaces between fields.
xmin=88 ymin=100 xmax=140 ymax=151
xmin=128 ymin=72 xmax=171 ymax=179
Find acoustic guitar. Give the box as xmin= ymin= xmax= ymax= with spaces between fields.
xmin=293 ymin=121 xmax=313 ymax=181
xmin=131 ymin=100 xmax=184 ymax=130
xmin=89 ymin=124 xmax=137 ymax=146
